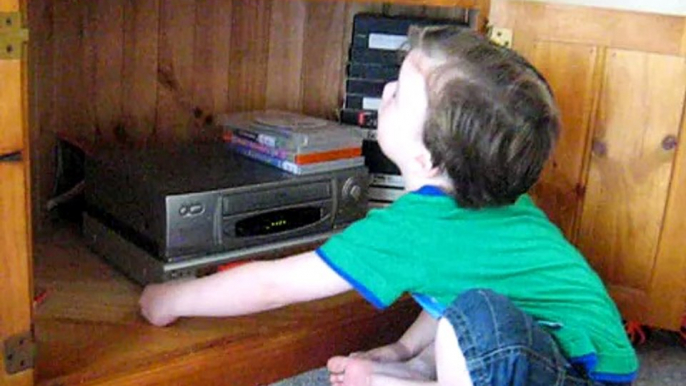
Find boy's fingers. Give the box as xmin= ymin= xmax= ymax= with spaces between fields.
xmin=329 ymin=373 xmax=344 ymax=385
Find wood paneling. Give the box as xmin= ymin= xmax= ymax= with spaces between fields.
xmin=30 ymin=0 xmax=475 ymax=140
xmin=52 ymin=0 xmax=90 ymax=142
xmin=265 ymin=0 xmax=306 ymax=111
xmin=156 ymin=0 xmax=197 ymax=144
xmin=576 ymin=50 xmax=686 ymax=325
xmin=87 ymin=1 xmax=122 ymax=143
xmin=227 ymin=0 xmax=272 ymax=112
xmin=0 ymin=0 xmax=19 ymax=8
xmin=193 ymin=0 xmax=232 ymax=140
xmin=301 ymin=1 xmax=349 ymax=119
xmin=121 ymin=0 xmax=159 ymax=145
xmin=27 ymin=0 xmax=54 ymax=236
xmin=0 ymin=61 xmax=23 ymax=154
xmin=578 ymin=50 xmax=685 ymax=288
xmin=528 ymin=41 xmax=599 ymax=241
xmin=649 ymin=97 xmax=686 ymax=330
xmin=491 ymin=0 xmax=686 ymax=57
xmin=0 ymin=0 xmax=25 ymax=156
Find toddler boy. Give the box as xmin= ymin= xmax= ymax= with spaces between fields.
xmin=140 ymin=25 xmax=638 ymax=386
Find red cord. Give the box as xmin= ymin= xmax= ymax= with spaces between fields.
xmin=217 ymin=261 xmax=250 ymax=272
xmin=624 ymin=321 xmax=647 ymax=345
xmin=33 ymin=288 xmax=49 ymax=308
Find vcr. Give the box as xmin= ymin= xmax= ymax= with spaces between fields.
xmin=83 ymin=143 xmax=368 ymax=284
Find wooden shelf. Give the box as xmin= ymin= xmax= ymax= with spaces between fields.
xmin=33 ymin=224 xmax=420 ymax=386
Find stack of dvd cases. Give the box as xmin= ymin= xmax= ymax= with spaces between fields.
xmin=218 ymin=110 xmax=364 ymax=175
xmin=341 ymin=14 xmax=468 ymax=207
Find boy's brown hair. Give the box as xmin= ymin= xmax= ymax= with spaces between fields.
xmin=408 ymin=26 xmax=560 ymax=208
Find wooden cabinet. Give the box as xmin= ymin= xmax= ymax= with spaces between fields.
xmin=491 ymin=0 xmax=686 ymax=331
xmin=5 ymin=0 xmax=684 ymax=383
xmin=4 ymin=1 xmax=486 ymax=385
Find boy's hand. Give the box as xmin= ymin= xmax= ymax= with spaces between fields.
xmin=139 ymin=283 xmax=181 ymax=326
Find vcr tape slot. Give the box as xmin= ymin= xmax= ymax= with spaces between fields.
xmin=221 ymin=181 xmax=330 ymax=216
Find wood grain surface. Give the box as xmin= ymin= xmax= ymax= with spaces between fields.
xmin=527 ymin=41 xmax=599 ymax=242
xmin=1 ymin=1 xmax=33 ymax=384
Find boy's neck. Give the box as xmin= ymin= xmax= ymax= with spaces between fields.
xmin=402 ymin=172 xmax=452 ymax=193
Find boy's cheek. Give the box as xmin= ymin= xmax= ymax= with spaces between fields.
xmin=376 ymin=105 xmax=393 ymax=135
xmin=382 ymin=81 xmax=397 ymax=99
xmin=377 ymin=131 xmax=402 ymax=163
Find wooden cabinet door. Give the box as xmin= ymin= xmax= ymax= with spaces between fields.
xmin=0 ymin=163 xmax=32 ymax=386
xmin=0 ymin=1 xmax=24 ymax=155
xmin=527 ymin=41 xmax=599 ymax=242
xmin=0 ymin=0 xmax=33 ymax=384
xmin=577 ymin=50 xmax=686 ymax=330
xmin=490 ymin=1 xmax=686 ymax=330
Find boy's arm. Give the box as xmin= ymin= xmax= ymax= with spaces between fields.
xmin=140 ymin=250 xmax=352 ymax=326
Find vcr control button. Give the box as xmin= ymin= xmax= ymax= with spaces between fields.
xmin=189 ymin=204 xmax=204 ymax=215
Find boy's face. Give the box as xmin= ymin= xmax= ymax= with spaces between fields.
xmin=377 ymin=50 xmax=430 ymax=169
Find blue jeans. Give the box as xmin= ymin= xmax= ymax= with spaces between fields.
xmin=442 ymin=289 xmax=631 ymax=386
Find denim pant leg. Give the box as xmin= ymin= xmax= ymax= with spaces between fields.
xmin=441 ymin=289 xmax=598 ymax=386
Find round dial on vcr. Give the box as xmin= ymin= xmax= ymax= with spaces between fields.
xmin=342 ymin=177 xmax=362 ymax=202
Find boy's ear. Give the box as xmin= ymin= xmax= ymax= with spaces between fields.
xmin=412 ymin=148 xmax=441 ymax=177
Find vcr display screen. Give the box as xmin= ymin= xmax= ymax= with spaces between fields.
xmin=234 ymin=207 xmax=323 ymax=237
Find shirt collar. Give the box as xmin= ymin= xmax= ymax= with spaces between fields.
xmin=413 ymin=185 xmax=447 ymax=197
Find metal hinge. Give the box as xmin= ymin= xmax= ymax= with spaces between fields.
xmin=3 ymin=331 xmax=35 ymax=375
xmin=0 ymin=12 xmax=29 ymax=60
xmin=487 ymin=26 xmax=513 ymax=49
